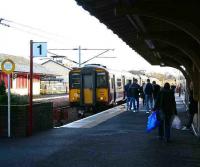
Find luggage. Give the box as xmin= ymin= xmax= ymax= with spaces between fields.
xmin=171 ymin=115 xmax=181 ymax=129
xmin=146 ymin=112 xmax=159 ymax=132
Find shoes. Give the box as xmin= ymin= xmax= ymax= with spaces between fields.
xmin=146 ymin=111 xmax=150 ymax=114
xmin=181 ymin=126 xmax=190 ymax=130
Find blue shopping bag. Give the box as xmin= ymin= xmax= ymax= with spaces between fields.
xmin=146 ymin=112 xmax=159 ymax=132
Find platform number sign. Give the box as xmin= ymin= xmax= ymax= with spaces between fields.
xmin=32 ymin=42 xmax=47 ymax=57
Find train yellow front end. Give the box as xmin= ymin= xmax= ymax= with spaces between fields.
xmin=69 ymin=69 xmax=81 ymax=106
xmin=69 ymin=65 xmax=110 ymax=112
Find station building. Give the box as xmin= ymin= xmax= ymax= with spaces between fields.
xmin=0 ymin=54 xmax=57 ymax=95
xmin=40 ymin=59 xmax=71 ymax=94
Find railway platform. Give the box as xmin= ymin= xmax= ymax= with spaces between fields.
xmin=0 ymin=94 xmax=200 ymax=167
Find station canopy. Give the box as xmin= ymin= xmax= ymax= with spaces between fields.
xmin=75 ymin=0 xmax=200 ymax=81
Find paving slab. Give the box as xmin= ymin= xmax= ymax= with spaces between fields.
xmin=0 ymin=95 xmax=200 ymax=167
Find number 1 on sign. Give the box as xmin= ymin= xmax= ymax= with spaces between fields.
xmin=37 ymin=44 xmax=42 ymax=55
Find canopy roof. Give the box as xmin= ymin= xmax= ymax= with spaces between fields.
xmin=75 ymin=0 xmax=200 ymax=81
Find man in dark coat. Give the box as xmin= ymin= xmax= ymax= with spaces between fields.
xmin=154 ymin=82 xmax=177 ymax=142
xmin=124 ymin=80 xmax=132 ymax=111
xmin=129 ymin=78 xmax=140 ymax=112
xmin=152 ymin=81 xmax=160 ymax=104
xmin=144 ymin=79 xmax=153 ymax=113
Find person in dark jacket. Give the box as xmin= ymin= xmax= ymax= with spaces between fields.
xmin=129 ymin=78 xmax=140 ymax=112
xmin=171 ymin=84 xmax=176 ymax=94
xmin=144 ymin=79 xmax=153 ymax=113
xmin=152 ymin=81 xmax=160 ymax=105
xmin=124 ymin=80 xmax=132 ymax=110
xmin=154 ymin=82 xmax=177 ymax=142
xmin=182 ymin=82 xmax=198 ymax=130
xmin=140 ymin=82 xmax=146 ymax=106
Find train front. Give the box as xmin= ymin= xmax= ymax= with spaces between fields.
xmin=69 ymin=65 xmax=109 ymax=112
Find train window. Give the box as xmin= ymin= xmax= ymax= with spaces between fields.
xmin=117 ymin=79 xmax=122 ymax=88
xmin=83 ymin=75 xmax=93 ymax=88
xmin=96 ymin=72 xmax=107 ymax=88
xmin=111 ymin=78 xmax=114 ymax=89
xmin=71 ymin=73 xmax=80 ymax=88
xmin=126 ymin=79 xmax=131 ymax=84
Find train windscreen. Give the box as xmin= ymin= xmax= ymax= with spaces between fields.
xmin=70 ymin=73 xmax=80 ymax=88
xmin=96 ymin=72 xmax=107 ymax=88
xmin=83 ymin=75 xmax=93 ymax=88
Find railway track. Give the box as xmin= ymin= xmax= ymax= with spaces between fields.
xmin=32 ymin=94 xmax=125 ymax=127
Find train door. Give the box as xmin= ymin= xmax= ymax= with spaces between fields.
xmin=113 ymin=75 xmax=116 ymax=102
xmin=82 ymin=74 xmax=94 ymax=104
xmin=122 ymin=76 xmax=125 ymax=99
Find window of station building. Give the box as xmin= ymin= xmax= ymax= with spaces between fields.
xmin=117 ymin=78 xmax=122 ymax=88
xmin=96 ymin=72 xmax=107 ymax=88
xmin=70 ymin=73 xmax=80 ymax=88
xmin=16 ymin=75 xmax=27 ymax=89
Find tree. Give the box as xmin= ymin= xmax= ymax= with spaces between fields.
xmin=0 ymin=80 xmax=6 ymax=95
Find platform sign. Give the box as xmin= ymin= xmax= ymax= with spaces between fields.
xmin=32 ymin=42 xmax=47 ymax=57
xmin=1 ymin=59 xmax=15 ymax=137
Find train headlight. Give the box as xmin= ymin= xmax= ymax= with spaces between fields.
xmin=100 ymin=97 xmax=104 ymax=100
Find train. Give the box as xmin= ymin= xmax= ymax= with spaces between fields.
xmin=69 ymin=64 xmax=149 ymax=114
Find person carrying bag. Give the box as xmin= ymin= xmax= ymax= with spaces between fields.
xmin=154 ymin=82 xmax=178 ymax=142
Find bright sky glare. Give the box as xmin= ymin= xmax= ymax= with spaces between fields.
xmin=0 ymin=0 xmax=178 ymax=74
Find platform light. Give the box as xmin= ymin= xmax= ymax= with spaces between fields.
xmin=180 ymin=65 xmax=186 ymax=71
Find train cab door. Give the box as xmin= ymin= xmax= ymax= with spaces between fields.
xmin=82 ymin=74 xmax=94 ymax=105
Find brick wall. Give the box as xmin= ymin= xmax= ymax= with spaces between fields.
xmin=0 ymin=102 xmax=53 ymax=137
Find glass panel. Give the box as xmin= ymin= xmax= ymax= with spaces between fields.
xmin=71 ymin=73 xmax=80 ymax=88
xmin=117 ymin=78 xmax=122 ymax=87
xmin=83 ymin=75 xmax=93 ymax=88
xmin=97 ymin=72 xmax=107 ymax=88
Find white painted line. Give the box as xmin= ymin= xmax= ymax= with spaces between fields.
xmin=33 ymin=95 xmax=68 ymax=101
xmin=61 ymin=105 xmax=126 ymax=128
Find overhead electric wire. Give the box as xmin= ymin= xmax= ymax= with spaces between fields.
xmin=9 ymin=25 xmax=58 ymax=40
xmin=48 ymin=51 xmax=79 ymax=65
xmin=0 ymin=17 xmax=115 ymax=65
xmin=2 ymin=18 xmax=68 ymax=40
xmin=0 ymin=17 xmax=75 ymax=44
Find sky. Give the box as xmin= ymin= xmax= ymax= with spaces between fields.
xmin=0 ymin=0 xmax=179 ymax=74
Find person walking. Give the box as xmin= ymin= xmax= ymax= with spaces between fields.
xmin=171 ymin=84 xmax=176 ymax=94
xmin=154 ymin=82 xmax=177 ymax=142
xmin=140 ymin=82 xmax=146 ymax=107
xmin=182 ymin=82 xmax=198 ymax=130
xmin=124 ymin=80 xmax=132 ymax=111
xmin=152 ymin=81 xmax=160 ymax=105
xmin=129 ymin=78 xmax=140 ymax=112
xmin=178 ymin=84 xmax=182 ymax=97
xmin=144 ymin=79 xmax=153 ymax=113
